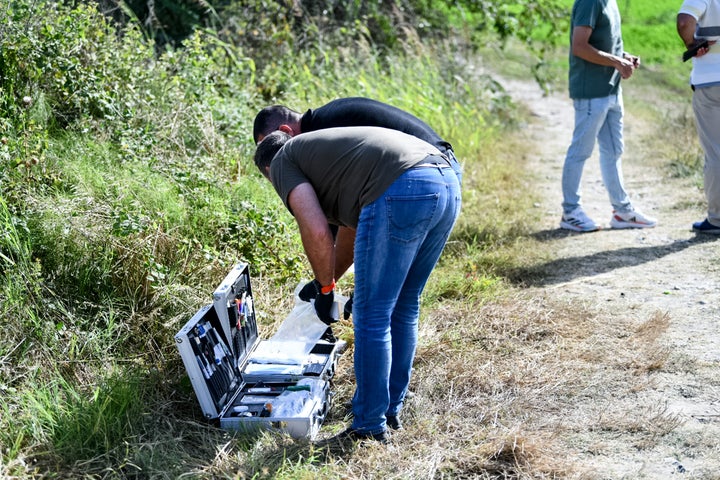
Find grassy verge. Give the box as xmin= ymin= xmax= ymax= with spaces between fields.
xmin=0 ymin=36 xmax=534 ymax=480
xmin=1 ymin=1 xmax=707 ymax=478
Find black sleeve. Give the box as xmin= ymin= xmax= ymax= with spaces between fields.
xmin=300 ymin=97 xmax=453 ymax=153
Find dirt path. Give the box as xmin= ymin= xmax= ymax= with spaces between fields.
xmin=506 ymin=77 xmax=720 ymax=478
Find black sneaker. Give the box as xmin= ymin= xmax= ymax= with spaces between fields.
xmin=386 ymin=415 xmax=403 ymax=431
xmin=314 ymin=427 xmax=389 ymax=451
xmin=348 ymin=428 xmax=390 ymax=443
xmin=693 ymin=219 xmax=720 ymax=234
xmin=337 ymin=427 xmax=389 ymax=444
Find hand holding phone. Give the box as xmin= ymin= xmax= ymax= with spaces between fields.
xmin=683 ymin=40 xmax=710 ymax=62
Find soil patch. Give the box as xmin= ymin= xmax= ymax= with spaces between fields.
xmin=506 ymin=77 xmax=720 ymax=478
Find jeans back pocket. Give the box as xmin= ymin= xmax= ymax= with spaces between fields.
xmin=386 ymin=193 xmax=440 ymax=244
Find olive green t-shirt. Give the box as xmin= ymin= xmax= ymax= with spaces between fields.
xmin=269 ymin=126 xmax=443 ymax=228
xmin=568 ymin=0 xmax=623 ymax=98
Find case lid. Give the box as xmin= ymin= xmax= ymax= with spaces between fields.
xmin=212 ymin=262 xmax=258 ymax=358
xmin=175 ymin=262 xmax=259 ymax=419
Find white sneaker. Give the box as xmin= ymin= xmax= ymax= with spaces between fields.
xmin=610 ymin=209 xmax=657 ymax=229
xmin=560 ymin=207 xmax=601 ymax=232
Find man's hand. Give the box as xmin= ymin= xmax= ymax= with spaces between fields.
xmin=314 ymin=290 xmax=337 ymax=325
xmin=298 ymin=279 xmax=321 ymax=301
xmin=677 ymin=13 xmax=716 ymax=60
xmin=616 ymin=56 xmax=636 ymax=79
xmin=683 ymin=39 xmax=714 ymax=61
xmin=623 ymin=52 xmax=640 ymax=69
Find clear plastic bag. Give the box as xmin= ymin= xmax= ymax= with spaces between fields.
xmin=270 ymin=378 xmax=324 ymax=418
xmin=246 ymin=340 xmax=315 ymax=365
xmin=270 ymin=301 xmax=328 ymax=344
xmin=270 ymin=281 xmax=348 ymax=344
xmin=248 ymin=282 xmax=347 ymax=366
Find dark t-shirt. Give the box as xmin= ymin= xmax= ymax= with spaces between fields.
xmin=569 ymin=0 xmax=623 ymax=98
xmin=269 ymin=126 xmax=442 ymax=228
xmin=300 ymin=97 xmax=453 ymax=154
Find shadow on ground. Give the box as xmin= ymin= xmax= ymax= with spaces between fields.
xmin=508 ymin=230 xmax=718 ymax=287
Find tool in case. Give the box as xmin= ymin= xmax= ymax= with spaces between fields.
xmin=175 ymin=262 xmax=344 ymax=439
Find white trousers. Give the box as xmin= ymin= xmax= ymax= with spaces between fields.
xmin=693 ymin=85 xmax=720 ymax=226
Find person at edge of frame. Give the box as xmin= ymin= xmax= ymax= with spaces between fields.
xmin=253 ymin=126 xmax=461 ymax=443
xmin=559 ymin=0 xmax=658 ymax=233
xmin=678 ymin=0 xmax=720 ymax=234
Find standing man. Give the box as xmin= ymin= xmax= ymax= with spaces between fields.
xmin=254 ymin=126 xmax=461 ymax=442
xmin=678 ymin=2 xmax=720 ymax=234
xmin=560 ymin=0 xmax=657 ymax=232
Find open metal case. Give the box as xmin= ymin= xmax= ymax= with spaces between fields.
xmin=175 ymin=263 xmax=343 ymax=439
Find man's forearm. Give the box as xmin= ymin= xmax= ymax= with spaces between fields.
xmin=333 ymin=227 xmax=355 ymax=280
xmin=677 ymin=13 xmax=698 ymax=47
xmin=573 ymin=41 xmax=622 ymax=67
xmin=300 ymin=227 xmax=335 ymax=287
xmin=571 ymin=26 xmax=622 ymax=67
xmin=288 ymin=183 xmax=336 ymax=286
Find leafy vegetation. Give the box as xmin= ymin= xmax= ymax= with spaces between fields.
xmin=0 ymin=0 xmax=703 ymax=478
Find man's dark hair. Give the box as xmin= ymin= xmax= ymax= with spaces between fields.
xmin=252 ymin=105 xmax=297 ymax=143
xmin=254 ymin=130 xmax=292 ymax=173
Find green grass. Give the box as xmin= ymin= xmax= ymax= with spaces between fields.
xmin=0 ymin=1 xmax=706 ymax=478
xmin=1 ymin=37 xmax=529 ymax=480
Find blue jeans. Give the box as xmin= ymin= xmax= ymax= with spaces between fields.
xmin=350 ymin=164 xmax=461 ymax=435
xmin=562 ymin=93 xmax=632 ymax=215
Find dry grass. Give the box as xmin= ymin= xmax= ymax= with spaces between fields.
xmin=165 ymin=293 xmax=594 ymax=479
xmin=242 ymin=274 xmax=703 ymax=480
xmin=180 ymin=72 xmax=719 ymax=478
xmin=109 ymin=53 xmax=716 ymax=480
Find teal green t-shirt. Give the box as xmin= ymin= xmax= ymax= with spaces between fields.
xmin=568 ymin=0 xmax=623 ymax=99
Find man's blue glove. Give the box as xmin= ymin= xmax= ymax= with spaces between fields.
xmin=298 ymin=279 xmax=321 ymax=302
xmin=314 ymin=290 xmax=337 ymax=326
